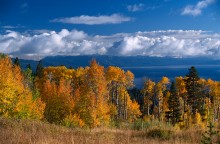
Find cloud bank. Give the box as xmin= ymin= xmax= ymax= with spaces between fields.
xmin=181 ymin=0 xmax=215 ymax=16
xmin=1 ymin=29 xmax=220 ymax=59
xmin=51 ymin=14 xmax=131 ymax=25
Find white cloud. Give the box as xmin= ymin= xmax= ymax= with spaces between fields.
xmin=181 ymin=0 xmax=215 ymax=16
xmin=51 ymin=14 xmax=131 ymax=25
xmin=127 ymin=3 xmax=145 ymax=12
xmin=1 ymin=29 xmax=220 ymax=59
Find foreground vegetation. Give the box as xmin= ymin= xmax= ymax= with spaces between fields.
xmin=0 ymin=118 xmax=204 ymax=144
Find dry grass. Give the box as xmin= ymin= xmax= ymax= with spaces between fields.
xmin=0 ymin=118 xmax=202 ymax=144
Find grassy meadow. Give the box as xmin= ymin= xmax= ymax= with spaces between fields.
xmin=0 ymin=118 xmax=204 ymax=144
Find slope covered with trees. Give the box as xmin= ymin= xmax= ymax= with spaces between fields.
xmin=1 ymin=54 xmax=220 ymax=131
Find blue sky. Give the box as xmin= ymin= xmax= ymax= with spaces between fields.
xmin=1 ymin=0 xmax=219 ymax=34
xmin=0 ymin=0 xmax=220 ymax=59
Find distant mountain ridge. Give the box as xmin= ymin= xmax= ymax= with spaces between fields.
xmin=17 ymin=55 xmax=220 ymax=87
xmin=19 ymin=55 xmax=220 ymax=68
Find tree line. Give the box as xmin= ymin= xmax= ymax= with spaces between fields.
xmin=0 ymin=54 xmax=220 ymax=128
xmin=0 ymin=55 xmax=140 ymax=128
xmin=131 ymin=66 xmax=220 ymax=128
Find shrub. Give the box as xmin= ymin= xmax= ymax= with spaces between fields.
xmin=62 ymin=114 xmax=85 ymax=128
xmin=146 ymin=128 xmax=173 ymax=140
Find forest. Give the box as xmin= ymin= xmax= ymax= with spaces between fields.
xmin=1 ymin=53 xmax=220 ymax=143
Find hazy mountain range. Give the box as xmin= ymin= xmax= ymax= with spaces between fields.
xmin=18 ymin=55 xmax=220 ymax=88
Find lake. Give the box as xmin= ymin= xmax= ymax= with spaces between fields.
xmin=123 ymin=65 xmax=220 ymax=88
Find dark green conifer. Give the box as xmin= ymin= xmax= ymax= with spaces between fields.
xmin=13 ymin=57 xmax=20 ymax=67
xmin=185 ymin=66 xmax=200 ymax=115
xmin=201 ymin=122 xmax=219 ymax=144
xmin=35 ymin=60 xmax=44 ymax=77
xmin=165 ymin=82 xmax=182 ymax=126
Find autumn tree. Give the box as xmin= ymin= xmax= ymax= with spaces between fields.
xmin=84 ymin=60 xmax=110 ymax=127
xmin=176 ymin=76 xmax=188 ymax=125
xmin=42 ymin=79 xmax=74 ymax=124
xmin=35 ymin=66 xmax=74 ymax=124
xmin=142 ymin=79 xmax=155 ymax=116
xmin=154 ymin=77 xmax=169 ymax=120
xmin=106 ymin=66 xmax=126 ymax=120
xmin=0 ymin=56 xmax=45 ymax=119
xmin=106 ymin=66 xmax=140 ymax=122
xmin=205 ymin=79 xmax=220 ymax=122
xmin=198 ymin=78 xmax=209 ymax=121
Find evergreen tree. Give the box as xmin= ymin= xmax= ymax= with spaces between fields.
xmin=26 ymin=64 xmax=32 ymax=70
xmin=13 ymin=57 xmax=20 ymax=67
xmin=165 ymin=82 xmax=182 ymax=126
xmin=36 ymin=60 xmax=44 ymax=78
xmin=0 ymin=53 xmax=6 ymax=58
xmin=185 ymin=66 xmax=200 ymax=115
xmin=23 ymin=65 xmax=34 ymax=89
xmin=201 ymin=122 xmax=219 ymax=144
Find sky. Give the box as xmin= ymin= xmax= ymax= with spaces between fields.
xmin=0 ymin=0 xmax=220 ymax=59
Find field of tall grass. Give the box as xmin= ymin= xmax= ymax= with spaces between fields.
xmin=0 ymin=118 xmax=205 ymax=144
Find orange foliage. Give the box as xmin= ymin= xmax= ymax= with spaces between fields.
xmin=0 ymin=56 xmax=45 ymax=119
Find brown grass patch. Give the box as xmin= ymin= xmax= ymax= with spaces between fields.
xmin=0 ymin=118 xmax=202 ymax=144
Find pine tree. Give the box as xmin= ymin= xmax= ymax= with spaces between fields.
xmin=26 ymin=64 xmax=32 ymax=70
xmin=165 ymin=82 xmax=182 ymax=126
xmin=36 ymin=60 xmax=44 ymax=78
xmin=13 ymin=57 xmax=20 ymax=67
xmin=0 ymin=53 xmax=6 ymax=58
xmin=185 ymin=66 xmax=200 ymax=115
xmin=201 ymin=122 xmax=219 ymax=144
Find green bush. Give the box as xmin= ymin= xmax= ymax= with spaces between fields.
xmin=132 ymin=119 xmax=150 ymax=130
xmin=146 ymin=128 xmax=173 ymax=140
xmin=131 ymin=118 xmax=173 ymax=130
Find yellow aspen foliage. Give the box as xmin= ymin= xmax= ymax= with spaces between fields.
xmin=176 ymin=76 xmax=187 ymax=95
xmin=62 ymin=114 xmax=85 ymax=128
xmin=83 ymin=60 xmax=110 ymax=127
xmin=72 ymin=67 xmax=86 ymax=90
xmin=43 ymin=66 xmax=74 ymax=81
xmin=192 ymin=112 xmax=205 ymax=129
xmin=155 ymin=77 xmax=170 ymax=120
xmin=13 ymin=90 xmax=45 ymax=119
xmin=40 ymin=79 xmax=74 ymax=124
xmin=73 ymin=93 xmax=94 ymax=127
xmin=0 ymin=56 xmax=45 ymax=119
xmin=125 ymin=70 xmax=134 ymax=88
xmin=58 ymin=60 xmax=112 ymax=128
xmin=142 ymin=79 xmax=156 ymax=116
xmin=176 ymin=76 xmax=188 ymax=124
xmin=127 ymin=99 xmax=141 ymax=122
xmin=205 ymin=79 xmax=220 ymax=122
xmin=106 ymin=66 xmax=126 ymax=84
xmin=35 ymin=65 xmax=75 ymax=123
xmin=106 ymin=65 xmax=138 ymax=122
xmin=121 ymin=90 xmax=141 ymax=122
